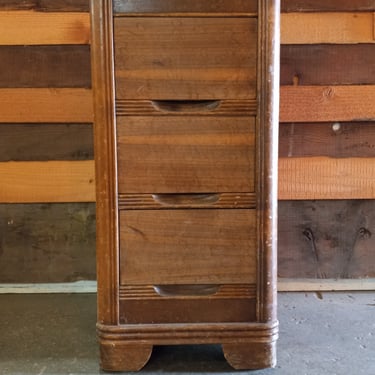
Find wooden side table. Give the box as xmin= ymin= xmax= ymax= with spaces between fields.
xmin=91 ymin=0 xmax=280 ymax=371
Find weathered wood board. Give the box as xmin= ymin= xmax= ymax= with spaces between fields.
xmin=0 ymin=46 xmax=91 ymax=88
xmin=0 ymin=204 xmax=96 ymax=283
xmin=279 ymin=200 xmax=375 ymax=279
xmin=281 ymin=0 xmax=375 ymax=12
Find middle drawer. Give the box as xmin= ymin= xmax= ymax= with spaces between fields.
xmin=117 ymin=116 xmax=255 ymax=193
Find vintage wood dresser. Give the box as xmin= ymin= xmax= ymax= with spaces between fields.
xmin=91 ymin=0 xmax=280 ymax=371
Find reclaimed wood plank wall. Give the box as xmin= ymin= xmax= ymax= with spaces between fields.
xmin=0 ymin=0 xmax=374 ymax=284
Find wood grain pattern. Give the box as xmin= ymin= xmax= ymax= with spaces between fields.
xmin=281 ymin=13 xmax=375 ymax=44
xmin=117 ymin=116 xmax=255 ymax=193
xmin=0 ymin=0 xmax=89 ymax=12
xmin=120 ymin=298 xmax=256 ymax=324
xmin=118 ymin=193 xmax=256 ymax=210
xmin=113 ymin=0 xmax=257 ymax=15
xmin=0 ymin=161 xmax=95 ymax=203
xmin=280 ymin=85 xmax=375 ymax=123
xmin=114 ymin=17 xmax=257 ymax=99
xmin=0 ymin=203 xmax=96 ymax=283
xmin=281 ymin=0 xmax=375 ymax=12
xmin=281 ymin=44 xmax=375 ymax=85
xmin=0 ymin=45 xmax=91 ymax=88
xmin=0 ymin=88 xmax=93 ymax=123
xmin=278 ymin=200 xmax=375 ymax=279
xmin=279 ymin=122 xmax=375 ymax=158
xmin=119 ymin=209 xmax=257 ymax=285
xmin=279 ymin=157 xmax=375 ymax=200
xmin=0 ymin=124 xmax=93 ymax=161
xmin=0 ymin=11 xmax=90 ymax=45
xmin=116 ymin=99 xmax=257 ymax=116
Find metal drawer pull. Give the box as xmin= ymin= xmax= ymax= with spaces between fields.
xmin=152 ymin=193 xmax=220 ymax=206
xmin=151 ymin=99 xmax=221 ymax=113
xmin=153 ymin=285 xmax=220 ymax=297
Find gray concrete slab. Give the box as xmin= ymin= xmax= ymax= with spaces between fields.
xmin=0 ymin=292 xmax=374 ymax=375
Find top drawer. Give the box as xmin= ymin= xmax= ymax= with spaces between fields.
xmin=114 ymin=17 xmax=257 ymax=100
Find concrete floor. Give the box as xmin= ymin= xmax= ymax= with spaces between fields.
xmin=0 ymin=292 xmax=374 ymax=375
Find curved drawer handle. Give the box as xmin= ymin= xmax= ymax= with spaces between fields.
xmin=153 ymin=285 xmax=220 ymax=297
xmin=151 ymin=99 xmax=221 ymax=113
xmin=152 ymin=193 xmax=220 ymax=206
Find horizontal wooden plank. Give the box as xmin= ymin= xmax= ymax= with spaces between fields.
xmin=281 ymin=44 xmax=375 ymax=85
xmin=281 ymin=0 xmax=375 ymax=12
xmin=278 ymin=279 xmax=375 ymax=291
xmin=0 ymin=161 xmax=95 ymax=203
xmin=0 ymin=45 xmax=91 ymax=88
xmin=0 ymin=203 xmax=95 ymax=283
xmin=281 ymin=13 xmax=375 ymax=44
xmin=279 ymin=122 xmax=375 ymax=158
xmin=280 ymin=85 xmax=375 ymax=123
xmin=278 ymin=200 xmax=375 ymax=279
xmin=114 ymin=0 xmax=257 ymax=15
xmin=0 ymin=89 xmax=93 ymax=123
xmin=0 ymin=124 xmax=93 ymax=161
xmin=0 ymin=11 xmax=90 ymax=45
xmin=279 ymin=157 xmax=375 ymax=200
xmin=0 ymin=0 xmax=89 ymax=12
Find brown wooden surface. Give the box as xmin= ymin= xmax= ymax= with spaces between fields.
xmin=278 ymin=200 xmax=375 ymax=279
xmin=0 ymin=11 xmax=90 ymax=45
xmin=114 ymin=17 xmax=257 ymax=100
xmin=281 ymin=13 xmax=375 ymax=44
xmin=279 ymin=122 xmax=375 ymax=158
xmin=0 ymin=0 xmax=89 ymax=12
xmin=117 ymin=116 xmax=255 ymax=193
xmin=280 ymin=85 xmax=375 ymax=123
xmin=0 ymin=88 xmax=93 ymax=123
xmin=279 ymin=157 xmax=375 ymax=200
xmin=0 ymin=161 xmax=95 ymax=203
xmin=0 ymin=46 xmax=91 ymax=88
xmin=0 ymin=124 xmax=93 ymax=161
xmin=281 ymin=44 xmax=375 ymax=86
xmin=119 ymin=209 xmax=257 ymax=285
xmin=281 ymin=0 xmax=375 ymax=12
xmin=113 ymin=0 xmax=257 ymax=15
xmin=0 ymin=203 xmax=95 ymax=283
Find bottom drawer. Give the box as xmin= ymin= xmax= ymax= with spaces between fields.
xmin=119 ymin=209 xmax=257 ymax=285
xmin=119 ymin=284 xmax=257 ymax=324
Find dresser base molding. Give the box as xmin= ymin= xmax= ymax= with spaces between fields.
xmin=97 ymin=321 xmax=278 ymax=371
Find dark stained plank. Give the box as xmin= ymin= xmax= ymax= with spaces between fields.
xmin=281 ymin=44 xmax=375 ymax=86
xmin=278 ymin=200 xmax=375 ymax=279
xmin=279 ymin=122 xmax=375 ymax=158
xmin=0 ymin=0 xmax=89 ymax=12
xmin=114 ymin=0 xmax=257 ymax=14
xmin=281 ymin=0 xmax=375 ymax=12
xmin=0 ymin=124 xmax=93 ymax=161
xmin=0 ymin=203 xmax=96 ymax=283
xmin=0 ymin=46 xmax=91 ymax=88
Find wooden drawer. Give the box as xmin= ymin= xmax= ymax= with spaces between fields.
xmin=114 ymin=17 xmax=257 ymax=100
xmin=117 ymin=116 xmax=255 ymax=193
xmin=119 ymin=285 xmax=257 ymax=324
xmin=119 ymin=209 xmax=257 ymax=285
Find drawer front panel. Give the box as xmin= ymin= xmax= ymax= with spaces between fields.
xmin=117 ymin=116 xmax=255 ymax=193
xmin=114 ymin=17 xmax=257 ymax=100
xmin=119 ymin=209 xmax=257 ymax=285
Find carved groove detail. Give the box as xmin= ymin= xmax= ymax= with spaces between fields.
xmin=119 ymin=284 xmax=257 ymax=300
xmin=118 ymin=193 xmax=256 ymax=210
xmin=116 ymin=100 xmax=257 ymax=116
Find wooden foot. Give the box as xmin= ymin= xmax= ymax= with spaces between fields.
xmin=100 ymin=341 xmax=153 ymax=372
xmin=223 ymin=341 xmax=276 ymax=370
